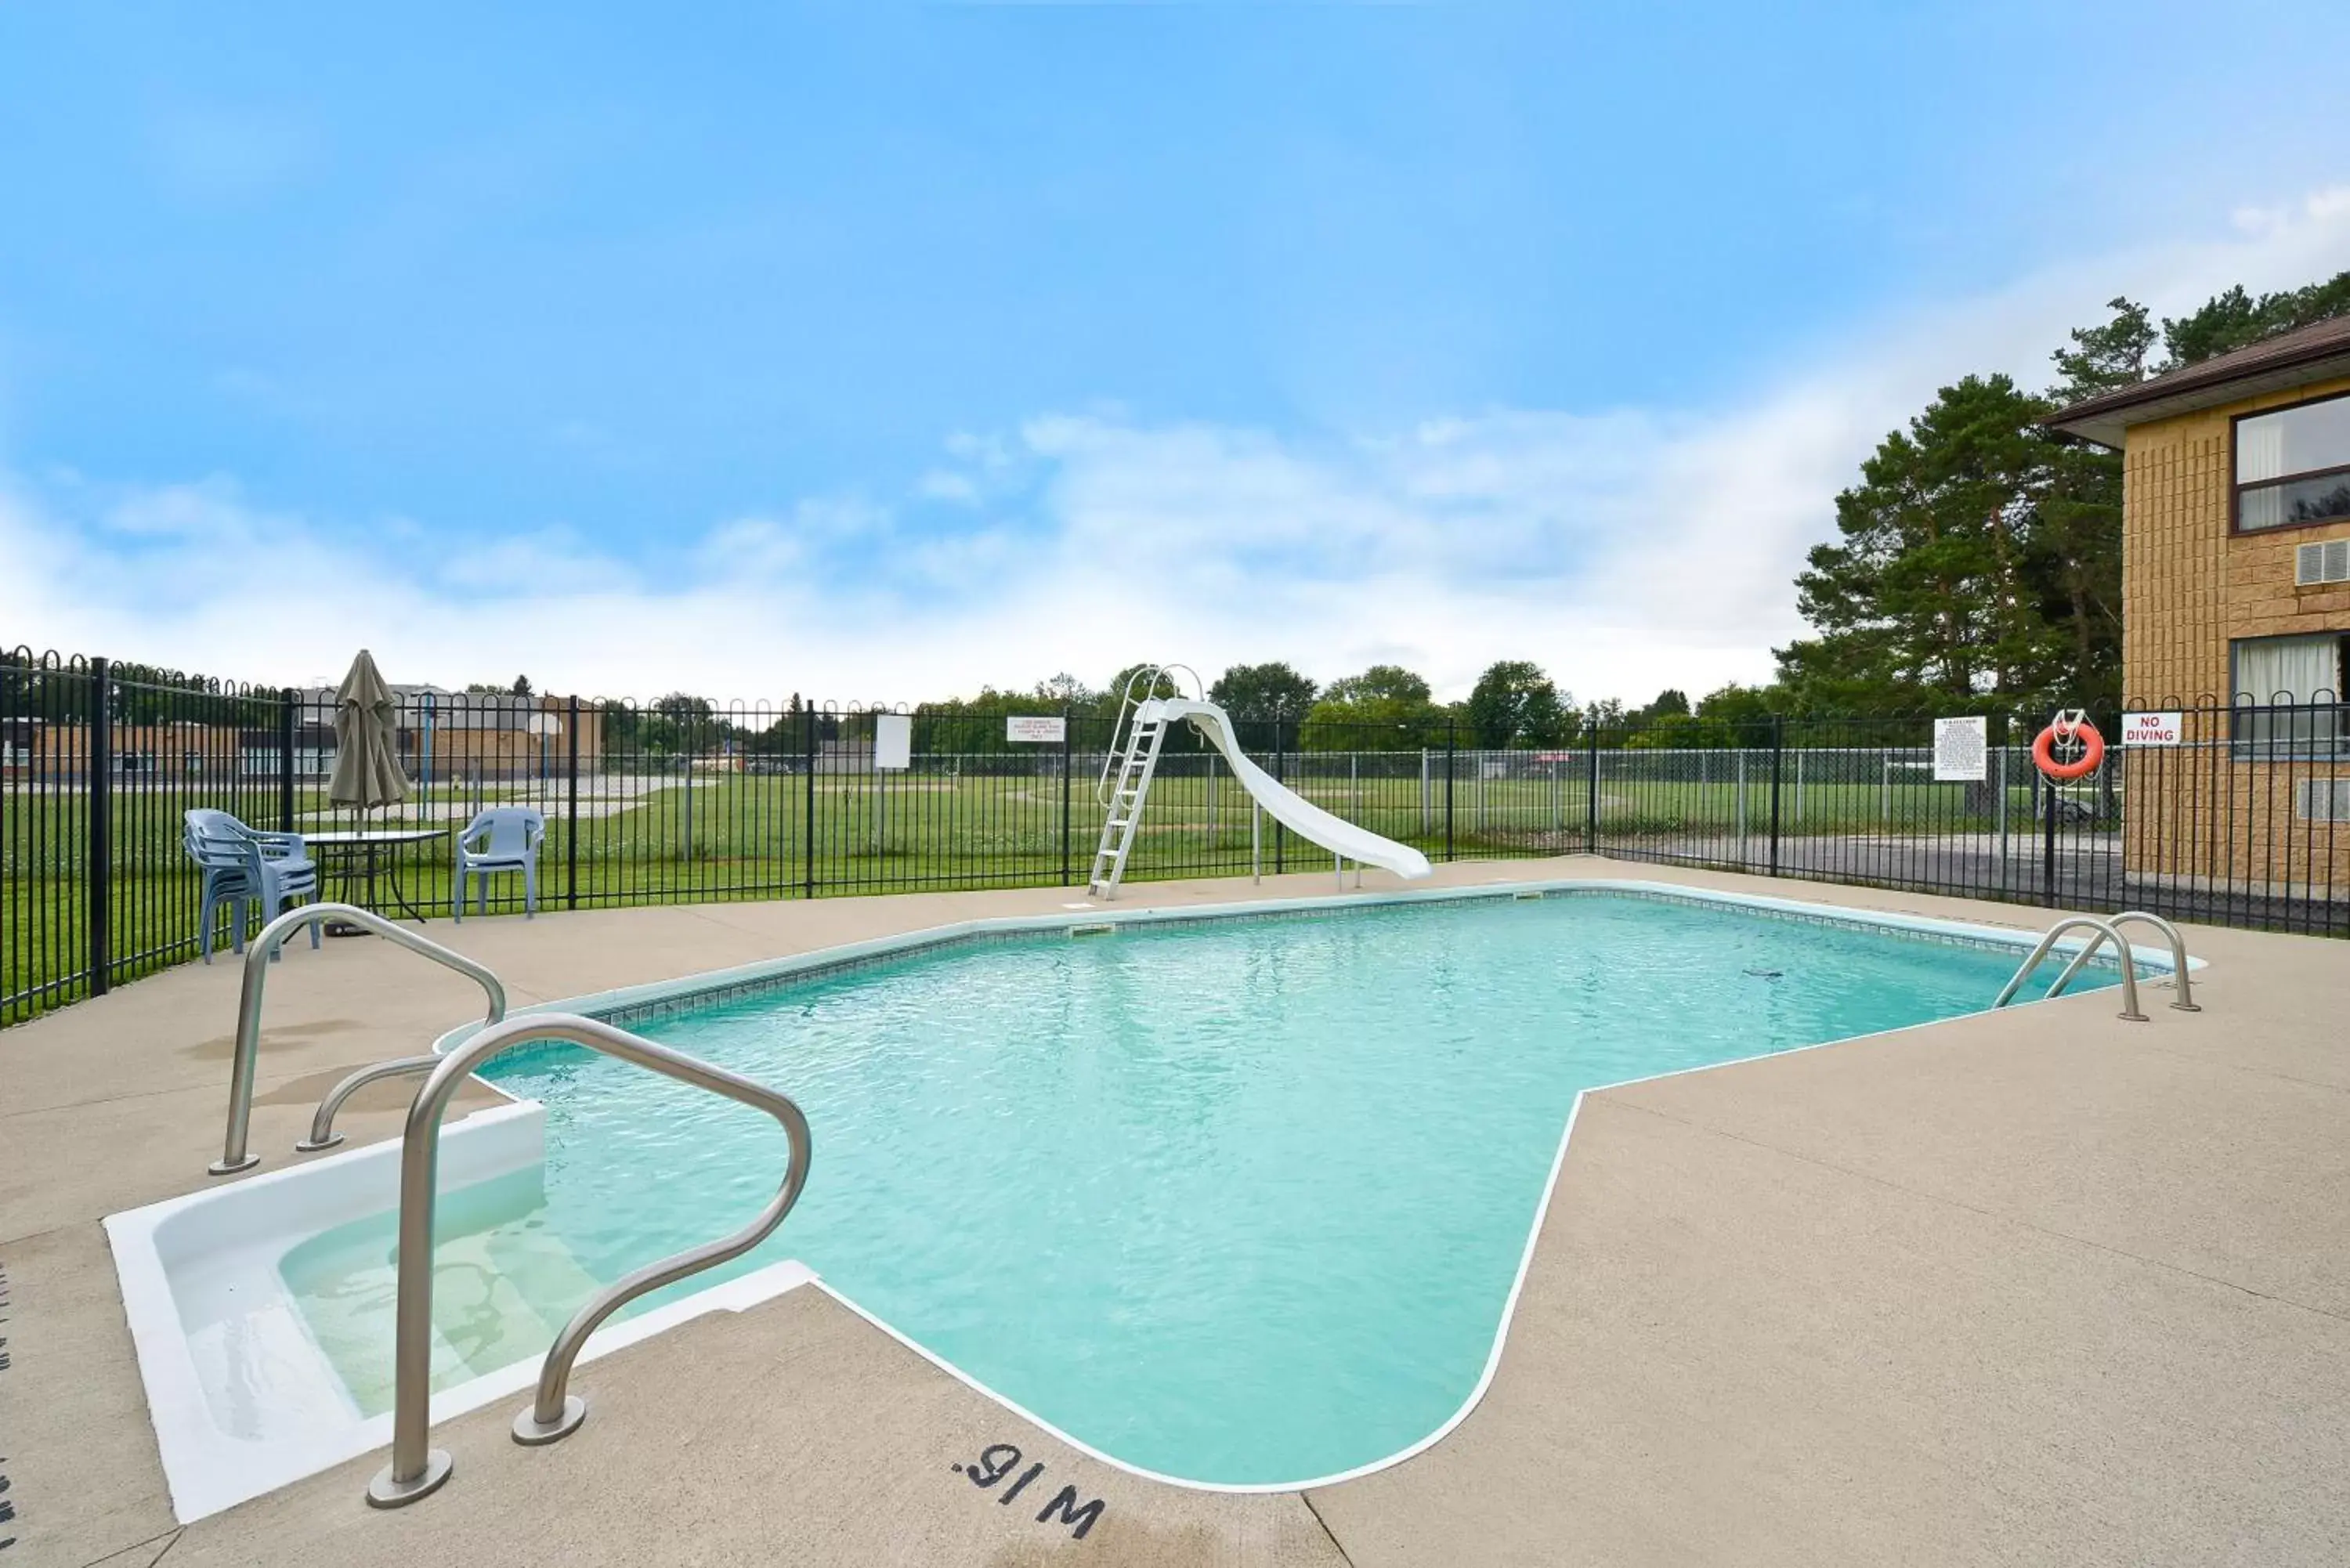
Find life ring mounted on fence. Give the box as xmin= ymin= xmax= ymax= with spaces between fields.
xmin=2030 ymin=711 xmax=2105 ymax=782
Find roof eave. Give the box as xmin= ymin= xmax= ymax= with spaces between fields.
xmin=2041 ymin=346 xmax=2350 ymax=450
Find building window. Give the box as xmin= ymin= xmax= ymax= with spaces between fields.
xmin=2236 ymin=392 xmax=2350 ymax=532
xmin=2231 ymin=630 xmax=2348 ymax=754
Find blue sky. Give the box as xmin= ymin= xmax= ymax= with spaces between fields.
xmin=5 ymin=2 xmax=2350 ymax=701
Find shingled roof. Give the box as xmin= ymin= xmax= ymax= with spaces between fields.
xmin=2042 ymin=313 xmax=2350 ymax=448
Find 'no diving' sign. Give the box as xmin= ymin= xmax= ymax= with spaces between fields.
xmin=2121 ymin=710 xmax=2183 ymax=746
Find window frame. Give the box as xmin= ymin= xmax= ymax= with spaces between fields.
xmin=2227 ymin=630 xmax=2350 ymax=759
xmin=2230 ymin=387 xmax=2350 ymax=536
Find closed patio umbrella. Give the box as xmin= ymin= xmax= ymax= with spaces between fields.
xmin=329 ymin=649 xmax=410 ymax=811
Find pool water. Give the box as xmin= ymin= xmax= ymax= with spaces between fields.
xmin=279 ymin=891 xmax=2094 ymax=1485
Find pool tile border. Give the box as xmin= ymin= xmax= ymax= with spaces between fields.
xmin=565 ymin=880 xmax=2142 ymax=1035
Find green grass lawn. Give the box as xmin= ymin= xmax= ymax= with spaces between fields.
xmin=2 ymin=764 xmax=2077 ymax=1024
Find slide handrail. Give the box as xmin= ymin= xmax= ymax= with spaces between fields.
xmin=366 ymin=1011 xmax=812 ymax=1509
xmin=212 ymin=903 xmax=505 ymax=1176
xmin=1990 ymin=916 xmax=2148 ymax=1021
xmin=1097 ymin=663 xmax=1202 ymax=811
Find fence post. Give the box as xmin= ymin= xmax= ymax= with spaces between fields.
xmin=1059 ymin=706 xmax=1072 ymax=886
xmin=802 ymin=703 xmax=818 ymax=899
xmin=278 ymin=688 xmax=297 ymax=832
xmin=1585 ymin=731 xmax=1599 ymax=854
xmin=1444 ymin=717 xmax=1457 ymax=863
xmin=88 ymin=657 xmax=112 ymax=997
xmin=566 ymin=696 xmax=580 ymax=910
xmin=1994 ymin=724 xmax=2008 ymax=870
xmin=1736 ymin=749 xmax=1748 ymax=859
xmin=2041 ymin=767 xmax=2059 ymax=909
xmin=1767 ymin=716 xmax=1783 ymax=877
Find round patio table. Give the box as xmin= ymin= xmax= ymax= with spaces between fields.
xmin=305 ymin=826 xmax=449 ymax=928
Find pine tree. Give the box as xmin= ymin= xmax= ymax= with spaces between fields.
xmin=1779 ymin=375 xmax=2055 ymax=710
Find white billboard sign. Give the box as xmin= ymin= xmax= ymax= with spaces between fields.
xmin=873 ymin=712 xmax=913 ymax=771
xmin=2121 ymin=710 xmax=2183 ymax=746
xmin=1006 ymin=715 xmax=1067 ymax=743
xmin=1932 ymin=716 xmax=1988 ymax=782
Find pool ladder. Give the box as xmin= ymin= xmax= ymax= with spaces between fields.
xmin=367 ymin=1012 xmax=812 ymax=1508
xmin=1990 ymin=910 xmax=2200 ymax=1022
xmin=211 ymin=902 xmax=507 ymax=1176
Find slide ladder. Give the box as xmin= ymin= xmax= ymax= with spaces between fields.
xmin=1086 ymin=668 xmax=1186 ymax=898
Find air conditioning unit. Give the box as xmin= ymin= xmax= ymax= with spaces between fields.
xmin=2295 ymin=538 xmax=2350 ymax=585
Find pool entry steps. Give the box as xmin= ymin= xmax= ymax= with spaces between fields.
xmin=1086 ymin=662 xmax=1434 ymax=898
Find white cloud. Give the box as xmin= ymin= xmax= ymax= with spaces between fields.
xmin=915 ymin=470 xmax=982 ymax=505
xmin=6 ymin=190 xmax=2349 ymax=703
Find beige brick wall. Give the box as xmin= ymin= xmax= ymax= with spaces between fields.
xmin=2122 ymin=374 xmax=2350 ymax=703
xmin=2120 ymin=376 xmax=2350 ymax=892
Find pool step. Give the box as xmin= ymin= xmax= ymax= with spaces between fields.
xmin=298 ymin=1223 xmax=609 ymax=1417
xmin=484 ymin=1223 xmax=609 ymax=1337
xmin=420 ymin=1231 xmax=571 ymax=1386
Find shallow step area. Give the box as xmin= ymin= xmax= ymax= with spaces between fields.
xmin=289 ymin=1194 xmax=606 ymax=1418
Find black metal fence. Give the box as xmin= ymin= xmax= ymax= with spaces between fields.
xmin=5 ymin=647 xmax=2345 ymax=1026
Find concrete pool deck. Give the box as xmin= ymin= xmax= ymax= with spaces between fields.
xmin=0 ymin=856 xmax=2344 ymax=1566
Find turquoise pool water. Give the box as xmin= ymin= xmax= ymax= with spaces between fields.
xmin=280 ymin=890 xmax=2092 ymax=1485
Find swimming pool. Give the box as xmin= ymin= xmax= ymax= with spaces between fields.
xmin=271 ymin=885 xmax=2111 ymax=1489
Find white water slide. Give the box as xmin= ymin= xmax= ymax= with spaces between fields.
xmin=1086 ymin=668 xmax=1433 ymax=898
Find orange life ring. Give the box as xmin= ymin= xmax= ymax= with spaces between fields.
xmin=2031 ymin=716 xmax=2105 ymax=781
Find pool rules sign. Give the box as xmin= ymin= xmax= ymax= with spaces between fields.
xmin=1932 ymin=716 xmax=1988 ymax=781
xmin=2122 ymin=710 xmax=2184 ymax=746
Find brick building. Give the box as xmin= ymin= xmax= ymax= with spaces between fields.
xmin=2048 ymin=315 xmax=2350 ymax=895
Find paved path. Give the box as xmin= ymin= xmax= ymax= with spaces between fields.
xmin=2 ymin=858 xmax=2345 ymax=1566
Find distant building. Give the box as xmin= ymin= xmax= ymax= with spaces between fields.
xmin=4 ymin=687 xmax=601 ymax=785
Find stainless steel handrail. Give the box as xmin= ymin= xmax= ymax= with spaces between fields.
xmin=294 ymin=1054 xmax=443 ymax=1152
xmin=366 ymin=1012 xmax=812 ymax=1510
xmin=2043 ymin=910 xmax=2200 ymax=1013
xmin=1990 ymin=915 xmax=2148 ymax=1021
xmin=211 ymin=903 xmax=506 ymax=1176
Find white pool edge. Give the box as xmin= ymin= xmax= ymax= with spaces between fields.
xmin=107 ymin=876 xmax=2199 ymax=1515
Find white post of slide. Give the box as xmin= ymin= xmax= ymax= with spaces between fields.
xmin=1253 ymin=803 xmax=1262 ymax=884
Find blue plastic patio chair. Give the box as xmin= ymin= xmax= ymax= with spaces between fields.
xmin=183 ymin=814 xmax=255 ymax=961
xmin=183 ymin=809 xmax=323 ymax=960
xmin=454 ymin=807 xmax=544 ymax=921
